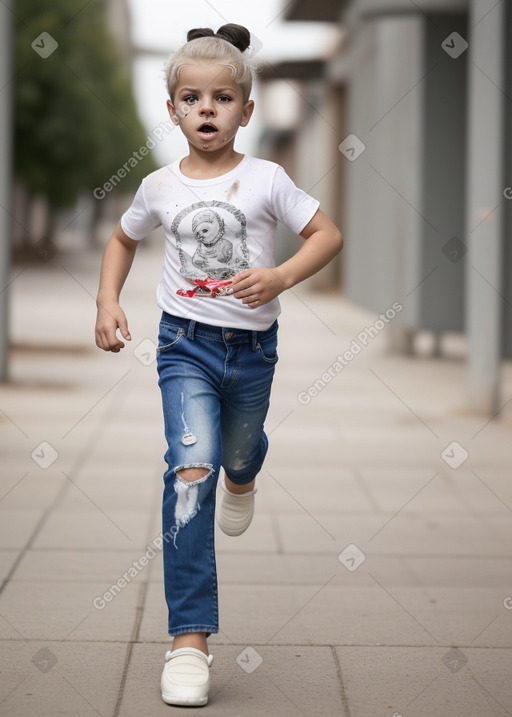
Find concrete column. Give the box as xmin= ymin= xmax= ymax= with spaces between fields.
xmin=465 ymin=0 xmax=504 ymax=413
xmin=0 ymin=1 xmax=13 ymax=381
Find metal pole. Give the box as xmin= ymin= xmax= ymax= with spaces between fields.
xmin=0 ymin=1 xmax=13 ymax=381
xmin=465 ymin=0 xmax=504 ymax=413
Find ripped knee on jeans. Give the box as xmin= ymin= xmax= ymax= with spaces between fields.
xmin=175 ymin=463 xmax=213 ymax=483
xmin=171 ymin=464 xmax=214 ymax=547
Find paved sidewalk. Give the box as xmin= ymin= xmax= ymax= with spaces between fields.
xmin=1 ymin=240 xmax=512 ymax=717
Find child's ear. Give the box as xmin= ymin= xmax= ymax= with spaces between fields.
xmin=240 ymin=100 xmax=255 ymax=128
xmin=167 ymin=99 xmax=180 ymax=126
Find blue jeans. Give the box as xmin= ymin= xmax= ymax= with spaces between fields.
xmin=156 ymin=311 xmax=278 ymax=636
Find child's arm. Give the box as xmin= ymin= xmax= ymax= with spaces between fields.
xmin=231 ymin=209 xmax=343 ymax=308
xmin=95 ymin=222 xmax=139 ymax=352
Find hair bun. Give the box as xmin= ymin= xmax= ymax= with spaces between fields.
xmin=187 ymin=27 xmax=215 ymax=42
xmin=215 ymin=23 xmax=251 ymax=53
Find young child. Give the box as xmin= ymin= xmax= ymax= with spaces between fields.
xmin=95 ymin=23 xmax=343 ymax=707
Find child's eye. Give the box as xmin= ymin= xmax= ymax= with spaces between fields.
xmin=217 ymin=95 xmax=232 ymax=103
xmin=183 ymin=95 xmax=197 ymax=104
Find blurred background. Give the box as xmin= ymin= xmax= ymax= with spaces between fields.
xmin=1 ymin=0 xmax=511 ymax=414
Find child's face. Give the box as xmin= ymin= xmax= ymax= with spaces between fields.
xmin=167 ymin=63 xmax=254 ymax=154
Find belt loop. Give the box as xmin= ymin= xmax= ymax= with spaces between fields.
xmin=187 ymin=320 xmax=197 ymax=340
xmin=251 ymin=330 xmax=259 ymax=350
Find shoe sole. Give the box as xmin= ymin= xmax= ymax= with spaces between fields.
xmin=162 ymin=691 xmax=208 ymax=706
xmin=216 ymin=521 xmax=251 ymax=536
xmin=216 ymin=500 xmax=254 ymax=536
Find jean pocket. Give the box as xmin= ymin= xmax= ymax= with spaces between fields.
xmin=256 ymin=334 xmax=278 ymax=364
xmin=156 ymin=325 xmax=186 ymax=353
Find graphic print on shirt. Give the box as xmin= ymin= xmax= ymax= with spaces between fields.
xmin=171 ymin=200 xmax=250 ymax=298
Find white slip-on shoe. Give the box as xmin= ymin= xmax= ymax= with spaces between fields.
xmin=216 ymin=477 xmax=257 ymax=536
xmin=161 ymin=647 xmax=214 ymax=706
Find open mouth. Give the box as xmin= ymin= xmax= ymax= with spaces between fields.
xmin=197 ymin=123 xmax=218 ymax=140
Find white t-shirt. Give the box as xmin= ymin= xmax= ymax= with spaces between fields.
xmin=120 ymin=154 xmax=320 ymax=330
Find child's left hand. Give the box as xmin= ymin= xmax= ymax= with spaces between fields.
xmin=231 ymin=268 xmax=287 ymax=308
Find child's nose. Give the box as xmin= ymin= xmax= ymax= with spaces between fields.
xmin=199 ymin=97 xmax=215 ymax=115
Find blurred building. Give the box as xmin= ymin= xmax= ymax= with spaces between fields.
xmin=258 ymin=0 xmax=511 ymax=413
xmin=106 ymin=0 xmax=134 ymax=71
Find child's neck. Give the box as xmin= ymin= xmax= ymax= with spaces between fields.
xmin=179 ymin=145 xmax=245 ymax=180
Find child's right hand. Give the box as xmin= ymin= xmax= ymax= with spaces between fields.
xmin=95 ymin=302 xmax=132 ymax=353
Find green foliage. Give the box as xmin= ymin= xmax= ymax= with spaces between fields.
xmin=14 ymin=0 xmax=157 ymax=208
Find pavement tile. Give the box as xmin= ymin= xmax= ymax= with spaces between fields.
xmin=0 ymin=510 xmax=45 ymax=549
xmin=0 ymin=550 xmax=20 ymax=582
xmin=135 ymin=580 xmax=168 ymax=644
xmin=367 ymin=511 xmax=512 ymax=557
xmin=397 ymin=587 xmax=512 ymax=647
xmin=383 ymin=555 xmax=512 ymax=588
xmin=268 ymin=431 xmax=452 ymax=470
xmin=0 ymin=472 xmax=65 ymax=509
xmin=274 ymin=511 xmax=371 ymax=553
xmin=12 ymin=548 xmax=156 ymax=583
xmin=335 ymin=646 xmax=512 ymax=717
xmin=32 ymin=508 xmax=150 ymax=550
xmin=58 ymin=472 xmax=158 ymax=510
xmin=0 ymin=579 xmax=140 ymax=641
xmin=214 ymin=552 xmax=373 ymax=586
xmin=0 ymin=641 xmax=127 ymax=717
xmin=261 ymin=467 xmax=374 ymax=513
xmin=357 ymin=467 xmax=485 ymax=513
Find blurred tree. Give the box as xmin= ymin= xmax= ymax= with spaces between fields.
xmin=14 ymin=0 xmax=157 ymax=247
